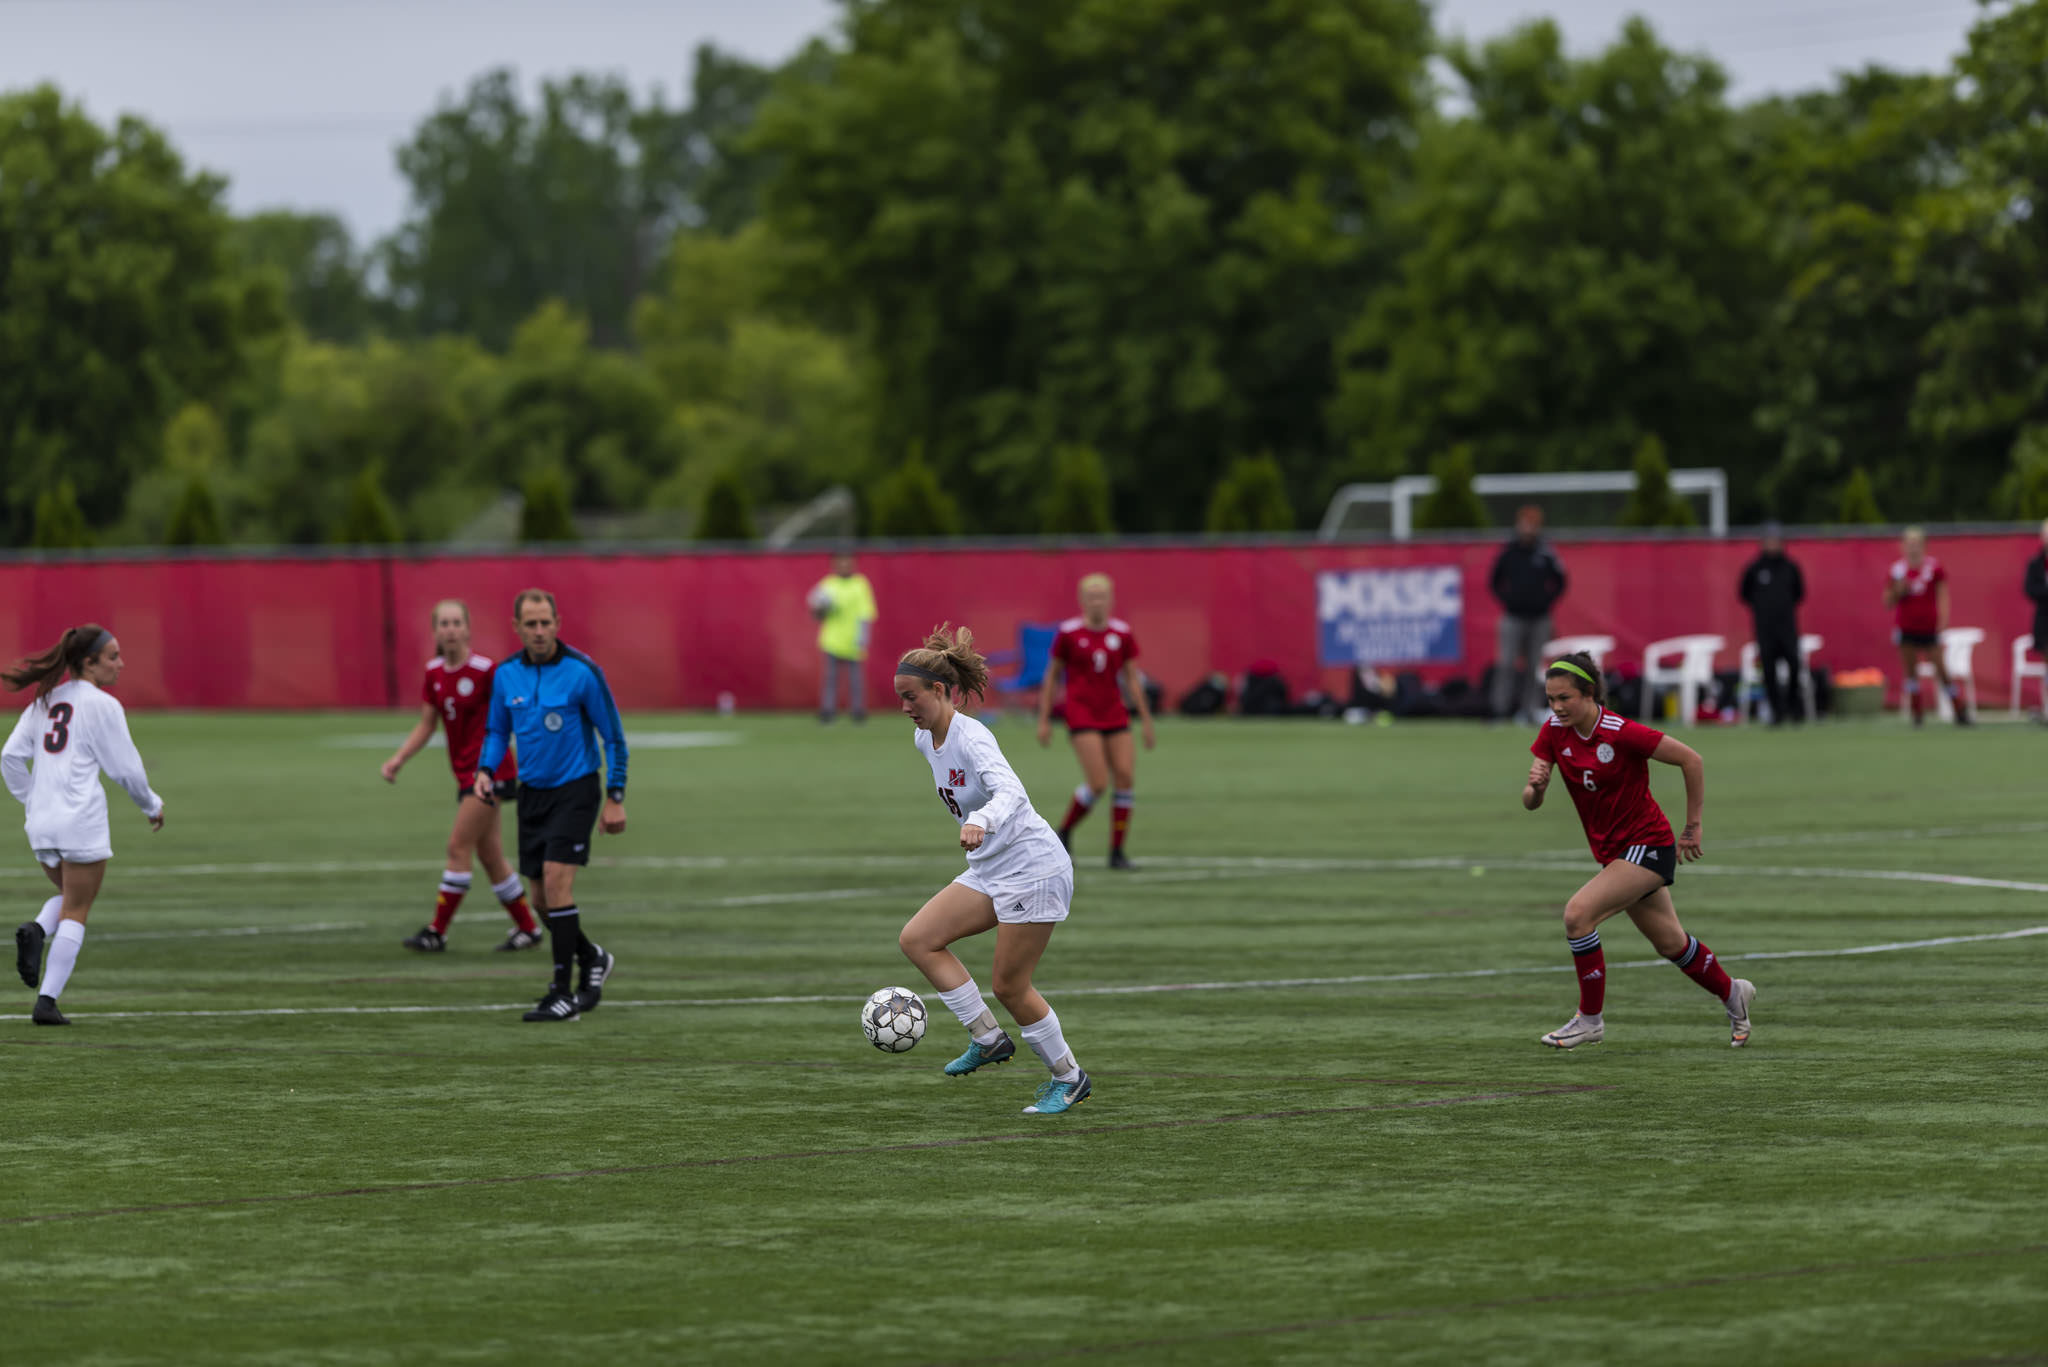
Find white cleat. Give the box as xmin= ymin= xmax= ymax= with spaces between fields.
xmin=1540 ymin=1012 xmax=1604 ymax=1050
xmin=1726 ymin=978 xmax=1755 ymax=1048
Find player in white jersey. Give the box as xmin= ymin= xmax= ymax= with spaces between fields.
xmin=893 ymin=625 xmax=1091 ymax=1115
xmin=3 ymin=624 xmax=164 ymax=1025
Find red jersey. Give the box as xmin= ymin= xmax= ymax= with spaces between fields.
xmin=1531 ymin=709 xmax=1673 ymax=864
xmin=1052 ymin=616 xmax=1140 ymax=729
xmin=1890 ymin=556 xmax=1945 ymax=636
xmin=423 ymin=653 xmax=516 ymax=784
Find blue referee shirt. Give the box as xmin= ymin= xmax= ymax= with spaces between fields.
xmin=478 ymin=645 xmax=628 ymax=795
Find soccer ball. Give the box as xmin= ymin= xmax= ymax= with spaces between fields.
xmin=861 ymin=987 xmax=928 ymax=1053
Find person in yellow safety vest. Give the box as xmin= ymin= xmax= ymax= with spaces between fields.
xmin=810 ymin=552 xmax=879 ymax=723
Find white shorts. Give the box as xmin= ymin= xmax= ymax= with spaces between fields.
xmin=34 ymin=846 xmax=111 ymax=868
xmin=953 ymin=863 xmax=1073 ymax=924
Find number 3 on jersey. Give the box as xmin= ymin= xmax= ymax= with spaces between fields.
xmin=42 ymin=702 xmax=74 ymax=754
xmin=937 ymin=786 xmax=963 ymax=819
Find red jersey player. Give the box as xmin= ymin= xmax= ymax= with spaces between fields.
xmin=1521 ymin=652 xmax=1755 ymax=1050
xmin=1037 ymin=573 xmax=1155 ymax=869
xmin=380 ymin=599 xmax=541 ymax=953
xmin=1885 ymin=526 xmax=1969 ymax=725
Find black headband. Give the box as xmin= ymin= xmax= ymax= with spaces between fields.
xmin=86 ymin=629 xmax=112 ymax=658
xmin=896 ymin=660 xmax=952 ymax=687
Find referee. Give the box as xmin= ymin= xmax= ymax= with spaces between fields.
xmin=476 ymin=589 xmax=629 ymax=1022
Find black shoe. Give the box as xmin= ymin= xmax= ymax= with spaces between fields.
xmin=575 ymin=947 xmax=615 ymax=1012
xmin=495 ymin=927 xmax=545 ymax=952
xmin=15 ymin=921 xmax=44 ymax=988
xmin=522 ymin=987 xmax=580 ymax=1022
xmin=1108 ymin=849 xmax=1135 ymax=871
xmin=401 ymin=927 xmax=447 ymax=952
xmin=1954 ymin=704 xmax=1973 ymax=726
xmin=32 ymin=994 xmax=69 ymax=1026
xmin=1056 ymin=826 xmax=1071 ymax=852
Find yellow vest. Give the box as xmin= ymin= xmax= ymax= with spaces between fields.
xmin=814 ymin=574 xmax=877 ymax=659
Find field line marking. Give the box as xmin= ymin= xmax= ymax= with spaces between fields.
xmin=925 ymin=1243 xmax=2048 ymax=1367
xmin=56 ymin=923 xmax=2048 ymax=1020
xmin=0 ymin=1085 xmax=1608 ymax=1227
xmin=93 ymin=921 xmax=366 ymax=943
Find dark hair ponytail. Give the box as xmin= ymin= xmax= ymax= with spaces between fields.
xmin=2 ymin=623 xmax=112 ymax=700
xmin=897 ymin=624 xmax=992 ymax=701
xmin=1544 ymin=650 xmax=1607 ymax=705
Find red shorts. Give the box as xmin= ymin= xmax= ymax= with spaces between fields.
xmin=1063 ymin=706 xmax=1131 ymax=734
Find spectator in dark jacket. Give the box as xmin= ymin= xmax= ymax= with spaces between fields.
xmin=2023 ymin=520 xmax=2048 ymax=717
xmin=1489 ymin=506 xmax=1569 ymax=722
xmin=1739 ymin=524 xmax=1807 ymax=724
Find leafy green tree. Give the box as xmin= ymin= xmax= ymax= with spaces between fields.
xmin=1618 ymin=436 xmax=1696 ymax=527
xmin=1412 ymin=446 xmax=1488 ymax=530
xmin=334 ymin=463 xmax=402 ymax=544
xmin=521 ymin=467 xmax=579 ymax=542
xmin=693 ymin=467 xmax=758 ymax=540
xmin=0 ymin=85 xmax=283 ymax=545
xmin=382 ymin=70 xmax=696 ymax=349
xmin=1836 ymin=467 xmax=1885 ymax=524
xmin=754 ymin=0 xmax=1432 ymax=531
xmin=675 ymin=45 xmax=784 ymax=236
xmin=1331 ymin=20 xmax=1773 ymax=506
xmin=488 ymin=302 xmax=671 ymax=513
xmin=1205 ymin=455 xmax=1296 ymax=533
xmin=163 ymin=476 xmax=227 ymax=546
xmin=1037 ymin=445 xmax=1116 ymax=534
xmin=30 ymin=481 xmax=91 ymax=549
xmin=869 ymin=453 xmax=962 ymax=537
xmin=1996 ymin=426 xmax=2048 ymax=520
xmin=232 ymin=211 xmax=374 ymax=342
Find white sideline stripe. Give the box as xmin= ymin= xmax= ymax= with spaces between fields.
xmin=62 ymin=924 xmax=2048 ymax=1019
xmin=6 ymin=817 xmax=2047 ymax=880
xmin=94 ymin=921 xmax=366 ymax=943
xmin=320 ymin=730 xmax=740 ymax=751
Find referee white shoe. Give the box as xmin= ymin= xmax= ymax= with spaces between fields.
xmin=1541 ymin=1012 xmax=1604 ymax=1050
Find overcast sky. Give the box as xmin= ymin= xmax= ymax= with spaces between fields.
xmin=0 ymin=0 xmax=1981 ymax=241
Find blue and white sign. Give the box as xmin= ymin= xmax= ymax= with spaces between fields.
xmin=1316 ymin=567 xmax=1463 ymax=666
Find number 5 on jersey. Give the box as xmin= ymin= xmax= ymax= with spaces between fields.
xmin=937 ymin=786 xmax=963 ymax=818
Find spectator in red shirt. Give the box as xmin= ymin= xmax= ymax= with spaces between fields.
xmin=1885 ymin=527 xmax=1970 ymax=726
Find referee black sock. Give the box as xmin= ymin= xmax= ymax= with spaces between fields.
xmin=546 ymin=906 xmax=580 ymax=990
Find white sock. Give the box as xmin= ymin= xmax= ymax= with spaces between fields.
xmin=1020 ymin=1007 xmax=1080 ymax=1082
xmin=1073 ymin=784 xmax=1095 ymax=808
xmin=39 ymin=920 xmax=85 ymax=1000
xmin=937 ymin=978 xmax=1000 ymax=1042
xmin=491 ymin=873 xmax=524 ymax=905
xmin=34 ymin=895 xmax=62 ymax=935
xmin=440 ymin=870 xmax=473 ymax=897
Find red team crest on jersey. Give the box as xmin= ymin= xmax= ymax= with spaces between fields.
xmin=947 ymin=768 xmax=966 ymax=787
xmin=1053 ymin=617 xmax=1141 ymax=730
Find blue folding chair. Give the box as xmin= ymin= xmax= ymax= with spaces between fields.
xmin=986 ymin=622 xmax=1060 ymax=708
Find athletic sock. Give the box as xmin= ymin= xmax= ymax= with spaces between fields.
xmin=1669 ymin=934 xmax=1733 ymax=1001
xmin=38 ymin=920 xmax=85 ymax=1000
xmin=1019 ymin=1007 xmax=1080 ymax=1082
xmin=546 ymin=906 xmax=580 ymax=990
xmin=491 ymin=873 xmax=538 ymax=933
xmin=431 ymin=871 xmax=472 ymax=935
xmin=34 ymin=895 xmax=62 ymax=935
xmin=937 ymin=978 xmax=1001 ymax=1043
xmin=1110 ymin=790 xmax=1134 ymax=852
xmin=1567 ymin=929 xmax=1606 ymax=1016
xmin=1060 ymin=785 xmax=1096 ymax=834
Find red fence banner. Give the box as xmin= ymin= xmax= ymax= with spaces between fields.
xmin=0 ymin=532 xmax=2041 ymax=712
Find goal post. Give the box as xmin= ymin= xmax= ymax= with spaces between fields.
xmin=1316 ymin=469 xmax=1729 ymax=540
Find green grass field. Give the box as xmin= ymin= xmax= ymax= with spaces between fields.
xmin=4 ymin=710 xmax=2045 ymax=1366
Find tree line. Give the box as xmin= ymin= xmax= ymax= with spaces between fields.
xmin=6 ymin=0 xmax=2048 ymax=549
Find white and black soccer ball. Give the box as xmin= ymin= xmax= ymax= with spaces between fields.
xmin=861 ymin=987 xmax=928 ymax=1053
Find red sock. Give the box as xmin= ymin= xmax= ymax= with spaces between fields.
xmin=1111 ymin=791 xmax=1133 ymax=852
xmin=1567 ymin=930 xmax=1605 ymax=1015
xmin=1671 ymin=935 xmax=1732 ymax=1000
xmin=1061 ymin=789 xmax=1095 ymax=833
xmin=501 ymin=893 xmax=538 ymax=935
xmin=430 ymin=871 xmax=470 ymax=935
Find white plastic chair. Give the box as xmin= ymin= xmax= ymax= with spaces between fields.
xmin=1642 ymin=635 xmax=1726 ymax=725
xmin=1738 ymin=634 xmax=1823 ymax=724
xmin=2011 ymin=634 xmax=2044 ymax=718
xmin=1534 ymin=635 xmax=1617 ymax=681
xmin=1903 ymin=627 xmax=1982 ymax=721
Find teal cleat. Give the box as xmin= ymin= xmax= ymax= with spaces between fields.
xmin=944 ymin=1031 xmax=1016 ymax=1076
xmin=1022 ymin=1070 xmax=1091 ymax=1115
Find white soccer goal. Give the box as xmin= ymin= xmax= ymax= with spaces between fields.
xmin=1317 ymin=469 xmax=1729 ymax=540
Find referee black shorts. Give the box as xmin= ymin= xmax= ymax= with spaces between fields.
xmin=516 ymin=773 xmax=602 ymax=879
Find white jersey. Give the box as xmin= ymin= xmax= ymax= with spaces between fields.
xmin=2 ymin=679 xmax=162 ymax=857
xmin=914 ymin=713 xmax=1068 ymax=881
